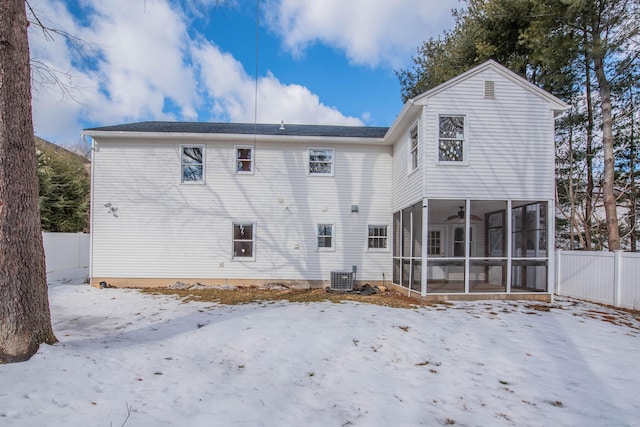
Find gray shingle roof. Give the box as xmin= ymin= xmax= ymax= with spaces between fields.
xmin=85 ymin=121 xmax=389 ymax=139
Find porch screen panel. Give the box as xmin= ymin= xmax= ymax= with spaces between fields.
xmin=393 ymin=211 xmax=401 ymax=284
xmin=393 ymin=201 xmax=423 ymax=290
xmin=511 ymin=202 xmax=548 ymax=291
xmin=402 ymin=208 xmax=412 ymax=257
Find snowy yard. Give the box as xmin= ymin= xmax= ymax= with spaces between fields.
xmin=1 ymin=270 xmax=639 ymax=426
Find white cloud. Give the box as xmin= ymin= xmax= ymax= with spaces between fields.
xmin=262 ymin=0 xmax=459 ymax=68
xmin=27 ymin=0 xmax=363 ymax=146
xmin=192 ymin=42 xmax=362 ymax=125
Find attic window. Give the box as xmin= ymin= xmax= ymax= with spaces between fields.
xmin=484 ymin=80 xmax=495 ymax=98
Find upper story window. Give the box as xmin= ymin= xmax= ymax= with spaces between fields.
xmin=438 ymin=115 xmax=466 ymax=163
xmin=409 ymin=126 xmax=418 ymax=172
xmin=235 ymin=146 xmax=253 ymax=174
xmin=181 ymin=145 xmax=204 ymax=183
xmin=308 ymin=148 xmax=334 ymax=175
xmin=368 ymin=225 xmax=388 ymax=250
xmin=317 ymin=224 xmax=335 ymax=251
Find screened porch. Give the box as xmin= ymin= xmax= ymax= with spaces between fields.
xmin=392 ymin=199 xmax=551 ymax=296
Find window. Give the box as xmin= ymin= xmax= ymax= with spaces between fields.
xmin=235 ymin=146 xmax=253 ymax=174
xmin=317 ymin=224 xmax=334 ymax=250
xmin=181 ymin=145 xmax=204 ymax=183
xmin=308 ymin=148 xmax=334 ymax=175
xmin=428 ymin=230 xmax=442 ymax=255
xmin=368 ymin=225 xmax=388 ymax=250
xmin=409 ymin=126 xmax=418 ymax=171
xmin=233 ymin=222 xmax=254 ymax=259
xmin=487 ymin=211 xmax=505 ymax=257
xmin=453 ymin=225 xmax=474 ymax=257
xmin=438 ymin=115 xmax=466 ymax=162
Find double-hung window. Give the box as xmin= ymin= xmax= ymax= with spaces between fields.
xmin=235 ymin=146 xmax=253 ymax=174
xmin=438 ymin=115 xmax=466 ymax=163
xmin=428 ymin=229 xmax=443 ymax=256
xmin=308 ymin=148 xmax=334 ymax=175
xmin=233 ymin=222 xmax=255 ymax=259
xmin=368 ymin=225 xmax=388 ymax=250
xmin=317 ymin=224 xmax=334 ymax=251
xmin=409 ymin=126 xmax=418 ymax=172
xmin=181 ymin=145 xmax=204 ymax=183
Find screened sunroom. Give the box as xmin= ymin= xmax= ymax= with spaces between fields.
xmin=392 ymin=199 xmax=552 ymax=297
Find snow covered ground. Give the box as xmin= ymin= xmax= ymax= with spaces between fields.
xmin=1 ymin=269 xmax=639 ymax=426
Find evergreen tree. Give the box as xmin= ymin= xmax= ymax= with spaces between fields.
xmin=37 ymin=142 xmax=90 ymax=233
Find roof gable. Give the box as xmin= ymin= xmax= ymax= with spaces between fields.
xmin=413 ymin=60 xmax=569 ymax=111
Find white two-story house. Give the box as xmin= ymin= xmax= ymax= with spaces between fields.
xmin=83 ymin=60 xmax=568 ymax=301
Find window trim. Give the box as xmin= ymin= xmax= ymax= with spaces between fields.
xmin=234 ymin=145 xmax=254 ymax=175
xmin=317 ymin=223 xmax=335 ymax=251
xmin=308 ymin=148 xmax=335 ymax=176
xmin=367 ymin=224 xmax=389 ymax=252
xmin=180 ymin=144 xmax=205 ymax=184
xmin=409 ymin=125 xmax=419 ymax=174
xmin=232 ymin=221 xmax=256 ymax=261
xmin=437 ymin=114 xmax=469 ymax=165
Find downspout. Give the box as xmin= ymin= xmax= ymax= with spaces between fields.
xmin=420 ymin=104 xmax=428 ymax=297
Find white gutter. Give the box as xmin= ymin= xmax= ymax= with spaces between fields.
xmin=81 ymin=130 xmax=390 ymax=146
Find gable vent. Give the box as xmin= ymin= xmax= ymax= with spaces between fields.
xmin=484 ymin=80 xmax=495 ymax=98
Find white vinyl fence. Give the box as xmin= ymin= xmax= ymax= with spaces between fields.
xmin=555 ymin=250 xmax=640 ymax=310
xmin=42 ymin=232 xmax=90 ymax=273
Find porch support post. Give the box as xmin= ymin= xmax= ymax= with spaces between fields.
xmin=506 ymin=199 xmax=512 ymax=293
xmin=547 ymin=199 xmax=555 ymax=300
xmin=613 ymin=250 xmax=623 ymax=307
xmin=421 ymin=198 xmax=428 ymax=296
xmin=464 ymin=199 xmax=470 ymax=294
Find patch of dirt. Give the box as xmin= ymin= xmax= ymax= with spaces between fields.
xmin=141 ymin=286 xmax=439 ymax=309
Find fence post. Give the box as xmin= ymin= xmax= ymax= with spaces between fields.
xmin=555 ymin=249 xmax=562 ymax=296
xmin=613 ymin=250 xmax=623 ymax=307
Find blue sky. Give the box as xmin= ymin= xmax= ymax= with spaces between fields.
xmin=27 ymin=0 xmax=461 ymax=147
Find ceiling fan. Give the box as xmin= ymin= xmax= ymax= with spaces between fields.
xmin=447 ymin=206 xmax=482 ymax=222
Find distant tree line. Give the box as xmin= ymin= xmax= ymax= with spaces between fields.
xmin=397 ymin=0 xmax=640 ymax=251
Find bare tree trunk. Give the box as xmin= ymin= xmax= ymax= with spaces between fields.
xmin=593 ymin=50 xmax=621 ymax=250
xmin=630 ymin=83 xmax=637 ymax=252
xmin=0 ymin=0 xmax=57 ymax=363
xmin=584 ymin=38 xmax=595 ymax=249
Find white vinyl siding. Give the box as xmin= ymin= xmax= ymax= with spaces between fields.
xmin=91 ymin=139 xmax=392 ymax=282
xmin=423 ymin=68 xmax=555 ymax=200
xmin=392 ymin=117 xmax=423 ymax=211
